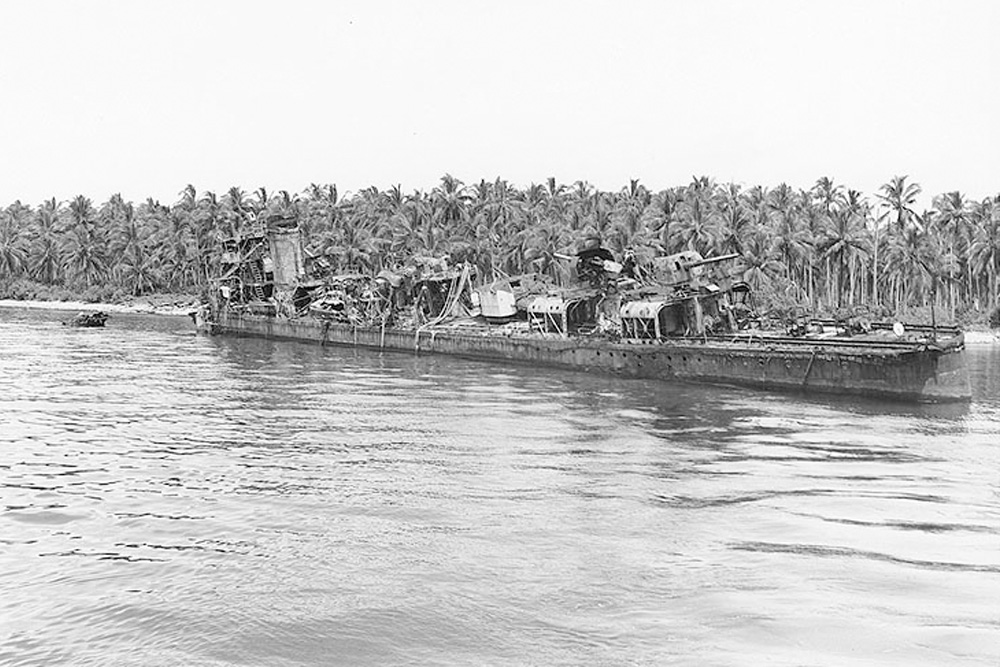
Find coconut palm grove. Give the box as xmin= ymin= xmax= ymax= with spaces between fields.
xmin=1 ymin=175 xmax=999 ymax=326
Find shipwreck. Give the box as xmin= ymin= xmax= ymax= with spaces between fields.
xmin=64 ymin=311 xmax=109 ymax=328
xmin=195 ymin=218 xmax=972 ymax=403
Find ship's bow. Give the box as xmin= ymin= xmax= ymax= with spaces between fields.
xmin=918 ymin=337 xmax=972 ymax=402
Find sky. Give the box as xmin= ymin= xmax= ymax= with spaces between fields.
xmin=0 ymin=0 xmax=997 ymax=209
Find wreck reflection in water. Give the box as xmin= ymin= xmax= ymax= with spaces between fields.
xmin=1 ymin=306 xmax=998 ymax=666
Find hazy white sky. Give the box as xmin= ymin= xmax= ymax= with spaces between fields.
xmin=0 ymin=0 xmax=997 ymax=208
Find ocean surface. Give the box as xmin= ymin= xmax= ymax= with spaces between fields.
xmin=1 ymin=306 xmax=997 ymax=667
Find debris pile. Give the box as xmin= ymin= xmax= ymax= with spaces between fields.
xmin=65 ymin=311 xmax=109 ymax=327
xmin=212 ymin=224 xmax=760 ymax=341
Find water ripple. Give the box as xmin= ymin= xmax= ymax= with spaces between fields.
xmin=1 ymin=306 xmax=998 ymax=666
xmin=732 ymin=540 xmax=1000 ymax=574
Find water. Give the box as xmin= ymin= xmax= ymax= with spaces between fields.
xmin=1 ymin=306 xmax=997 ymax=667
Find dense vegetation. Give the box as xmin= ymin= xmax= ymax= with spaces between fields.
xmin=1 ymin=176 xmax=998 ymax=324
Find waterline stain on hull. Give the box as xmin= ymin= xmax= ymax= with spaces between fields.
xmin=213 ymin=312 xmax=973 ymax=404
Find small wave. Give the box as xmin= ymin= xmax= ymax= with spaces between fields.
xmin=785 ymin=511 xmax=1000 ymax=535
xmin=732 ymin=540 xmax=1000 ymax=573
xmin=654 ymin=487 xmax=950 ymax=509
xmin=4 ymin=510 xmax=87 ymax=525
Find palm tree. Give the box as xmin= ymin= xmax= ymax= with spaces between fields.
xmin=932 ymin=191 xmax=970 ymax=318
xmin=301 ymin=183 xmax=341 ymax=251
xmin=767 ymin=184 xmax=810 ymax=296
xmin=740 ymin=228 xmax=783 ymax=293
xmin=30 ymin=198 xmax=63 ymax=285
xmin=223 ymin=186 xmax=252 ymax=234
xmin=252 ymin=187 xmax=270 ymax=221
xmin=969 ymin=196 xmax=1000 ymax=309
xmin=431 ymin=174 xmax=471 ymax=237
xmin=61 ymin=196 xmax=106 ymax=289
xmin=810 ymin=178 xmax=846 ymax=307
xmin=906 ymin=211 xmax=955 ymax=323
xmin=715 ymin=183 xmax=752 ymax=256
xmin=522 ymin=218 xmax=571 ymax=281
xmin=542 ymin=176 xmax=569 ymax=229
xmin=674 ymin=176 xmax=720 ymax=253
xmin=609 ymin=179 xmax=650 ymax=254
xmin=877 ymin=175 xmax=921 ymax=233
xmin=812 ymin=177 xmax=845 ymax=217
xmin=566 ymin=180 xmax=595 ymax=231
xmin=177 ymin=184 xmax=198 ymax=214
xmin=0 ymin=204 xmax=30 ymax=278
xmin=644 ymin=188 xmax=681 ymax=255
xmin=191 ymin=190 xmax=223 ymax=287
xmin=389 ymin=191 xmax=432 ymax=259
xmin=882 ymin=209 xmax=955 ymax=315
xmin=269 ymin=189 xmax=300 ymax=222
xmin=817 ymin=190 xmax=868 ymax=308
xmin=98 ymin=194 xmax=131 ymax=286
xmin=326 ymin=213 xmax=377 ymax=273
xmin=112 ymin=200 xmax=157 ymax=295
xmin=477 ymin=179 xmax=525 ymax=277
xmin=61 ymin=223 xmax=106 ymax=290
xmin=67 ymin=195 xmax=95 ymax=230
xmin=585 ymin=190 xmax=615 ymax=242
xmin=874 ymin=177 xmax=923 ymax=312
xmin=151 ymin=206 xmax=195 ymax=291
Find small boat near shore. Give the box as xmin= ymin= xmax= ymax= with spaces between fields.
xmin=64 ymin=311 xmax=109 ymax=328
xmin=195 ymin=219 xmax=972 ymax=403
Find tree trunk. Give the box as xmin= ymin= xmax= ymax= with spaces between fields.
xmin=849 ymin=255 xmax=856 ymax=306
xmin=991 ymin=256 xmax=998 ymax=310
xmin=872 ymin=231 xmax=880 ymax=309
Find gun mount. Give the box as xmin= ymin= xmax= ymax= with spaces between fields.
xmin=655 ymin=251 xmax=740 ymax=287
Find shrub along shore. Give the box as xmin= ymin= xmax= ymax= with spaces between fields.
xmin=1 ymin=175 xmax=998 ymax=328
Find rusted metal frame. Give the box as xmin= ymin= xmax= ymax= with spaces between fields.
xmin=802 ymin=347 xmax=819 ymax=387
xmin=709 ymin=333 xmax=928 ymax=352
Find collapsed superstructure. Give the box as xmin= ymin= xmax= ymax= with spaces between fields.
xmin=203 ymin=221 xmax=971 ymax=403
xmin=214 ymin=221 xmax=750 ymax=341
xmin=218 ymin=216 xmax=303 ymax=317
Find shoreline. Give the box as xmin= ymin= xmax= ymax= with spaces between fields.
xmin=964 ymin=329 xmax=1000 ymax=345
xmin=2 ymin=297 xmax=998 ymax=345
xmin=0 ymin=297 xmax=198 ymax=318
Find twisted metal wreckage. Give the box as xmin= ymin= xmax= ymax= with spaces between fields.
xmin=197 ymin=215 xmax=972 ymax=403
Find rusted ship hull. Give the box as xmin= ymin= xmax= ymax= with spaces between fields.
xmin=213 ymin=311 xmax=972 ymax=403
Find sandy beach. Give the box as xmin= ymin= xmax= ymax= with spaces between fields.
xmin=0 ymin=296 xmax=198 ymax=318
xmin=964 ymin=329 xmax=1000 ymax=345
